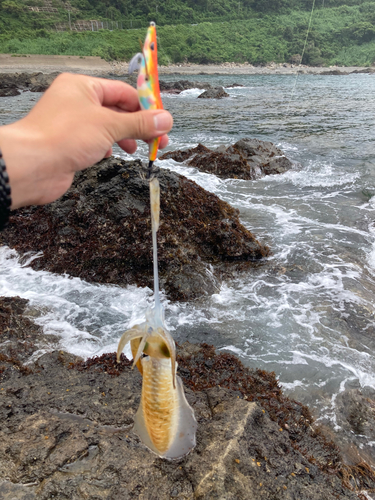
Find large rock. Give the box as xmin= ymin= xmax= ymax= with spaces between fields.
xmin=120 ymin=76 xmax=214 ymax=94
xmin=0 ymin=296 xmax=366 ymax=500
xmin=0 ymin=87 xmax=20 ymax=97
xmin=160 ymin=138 xmax=296 ymax=180
xmin=0 ymin=72 xmax=60 ymax=93
xmin=197 ymin=86 xmax=229 ymax=99
xmin=0 ymin=158 xmax=269 ymax=301
xmin=159 ymin=79 xmax=213 ymax=94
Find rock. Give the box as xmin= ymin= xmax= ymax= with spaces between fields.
xmin=351 ymin=68 xmax=375 ymax=74
xmin=319 ymin=70 xmax=349 ymax=75
xmin=0 ymin=72 xmax=60 ymax=93
xmin=227 ymin=82 xmax=244 ymax=87
xmin=0 ymin=87 xmax=20 ymax=97
xmin=198 ymin=86 xmax=229 ymax=99
xmin=121 ymin=77 xmax=213 ymax=94
xmin=160 ymin=138 xmax=296 ymax=180
xmin=333 ymin=387 xmax=375 ymax=467
xmin=0 ymin=296 xmax=58 ymax=363
xmin=0 ymin=297 xmax=365 ymax=499
xmin=0 ymin=158 xmax=269 ymax=302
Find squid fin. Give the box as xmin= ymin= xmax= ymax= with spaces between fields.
xmin=163 ymin=376 xmax=197 ymax=459
xmin=116 ymin=327 xmax=143 ymax=363
xmin=128 ymin=52 xmax=143 ymax=74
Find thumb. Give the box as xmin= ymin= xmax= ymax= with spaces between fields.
xmin=105 ymin=109 xmax=173 ymax=143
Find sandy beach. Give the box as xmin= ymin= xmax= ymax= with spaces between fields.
xmin=0 ymin=53 xmax=370 ymax=75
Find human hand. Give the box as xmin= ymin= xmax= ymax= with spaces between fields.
xmin=0 ymin=73 xmax=173 ymax=209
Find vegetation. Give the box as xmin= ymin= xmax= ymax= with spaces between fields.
xmin=0 ymin=0 xmax=374 ymax=66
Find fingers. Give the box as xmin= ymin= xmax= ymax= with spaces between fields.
xmin=93 ymin=77 xmax=141 ymax=112
xmin=117 ymin=139 xmax=137 ymax=154
xmin=105 ymin=108 xmax=173 ymax=143
xmin=117 ymin=135 xmax=169 ymax=155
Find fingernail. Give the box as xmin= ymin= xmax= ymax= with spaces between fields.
xmin=154 ymin=112 xmax=172 ymax=133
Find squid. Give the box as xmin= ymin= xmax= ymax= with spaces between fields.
xmin=117 ymin=24 xmax=197 ymax=460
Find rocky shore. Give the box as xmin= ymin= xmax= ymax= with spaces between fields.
xmin=0 ymin=67 xmax=373 ymax=97
xmin=0 ymin=157 xmax=269 ymax=301
xmin=1 ymin=295 xmax=373 ymax=499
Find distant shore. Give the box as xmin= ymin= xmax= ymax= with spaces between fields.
xmin=0 ymin=54 xmax=372 ymax=76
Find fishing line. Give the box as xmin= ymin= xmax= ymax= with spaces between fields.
xmin=276 ymin=0 xmax=316 ymax=145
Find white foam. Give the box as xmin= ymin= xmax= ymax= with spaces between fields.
xmin=0 ymin=246 xmax=150 ymax=360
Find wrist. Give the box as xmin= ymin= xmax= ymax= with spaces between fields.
xmin=0 ymin=121 xmax=52 ymax=209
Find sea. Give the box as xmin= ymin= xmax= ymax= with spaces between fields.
xmin=1 ymin=73 xmax=375 ymax=459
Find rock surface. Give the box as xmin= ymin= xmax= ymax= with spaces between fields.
xmin=159 ymin=79 xmax=213 ymax=94
xmin=0 ymin=295 xmax=369 ymax=500
xmin=0 ymin=87 xmax=20 ymax=97
xmin=160 ymin=138 xmax=296 ymax=180
xmin=0 ymin=72 xmax=60 ymax=94
xmin=197 ymin=86 xmax=229 ymax=99
xmin=0 ymin=158 xmax=269 ymax=301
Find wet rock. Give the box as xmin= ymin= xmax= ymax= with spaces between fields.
xmin=0 ymin=299 xmax=364 ymax=499
xmin=160 ymin=138 xmax=296 ymax=180
xmin=159 ymin=79 xmax=213 ymax=94
xmin=198 ymin=86 xmax=229 ymax=99
xmin=333 ymin=388 xmax=375 ymax=465
xmin=0 ymin=72 xmax=60 ymax=93
xmin=0 ymin=158 xmax=269 ymax=302
xmin=0 ymin=87 xmax=20 ymax=97
xmin=121 ymin=76 xmax=213 ymax=94
xmin=0 ymin=296 xmax=58 ymax=364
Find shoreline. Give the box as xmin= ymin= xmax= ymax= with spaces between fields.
xmin=0 ymin=54 xmax=371 ymax=75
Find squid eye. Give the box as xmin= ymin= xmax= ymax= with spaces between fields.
xmin=150 ymin=42 xmax=155 ymax=51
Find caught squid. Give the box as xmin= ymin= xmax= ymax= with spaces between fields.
xmin=117 ymin=23 xmax=197 ymax=460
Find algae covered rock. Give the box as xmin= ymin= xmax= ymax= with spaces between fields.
xmin=160 ymin=138 xmax=296 ymax=180
xmin=1 ymin=158 xmax=269 ymax=301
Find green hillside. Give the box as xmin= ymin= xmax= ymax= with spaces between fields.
xmin=0 ymin=0 xmax=374 ymax=66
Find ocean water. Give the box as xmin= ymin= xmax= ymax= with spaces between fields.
xmin=1 ymin=74 xmax=375 ymax=456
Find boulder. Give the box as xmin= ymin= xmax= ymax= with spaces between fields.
xmin=0 ymin=158 xmax=269 ymax=301
xmin=122 ymin=77 xmax=213 ymax=94
xmin=0 ymin=72 xmax=60 ymax=93
xmin=160 ymin=138 xmax=296 ymax=180
xmin=198 ymin=86 xmax=229 ymax=99
xmin=0 ymin=295 xmax=366 ymax=500
xmin=0 ymin=87 xmax=20 ymax=97
xmin=159 ymin=79 xmax=213 ymax=94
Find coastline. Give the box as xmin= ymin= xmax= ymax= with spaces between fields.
xmin=0 ymin=53 xmax=371 ymax=75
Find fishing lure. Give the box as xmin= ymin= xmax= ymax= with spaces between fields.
xmin=118 ymin=24 xmax=197 ymax=460
xmin=128 ymin=21 xmax=163 ymax=178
